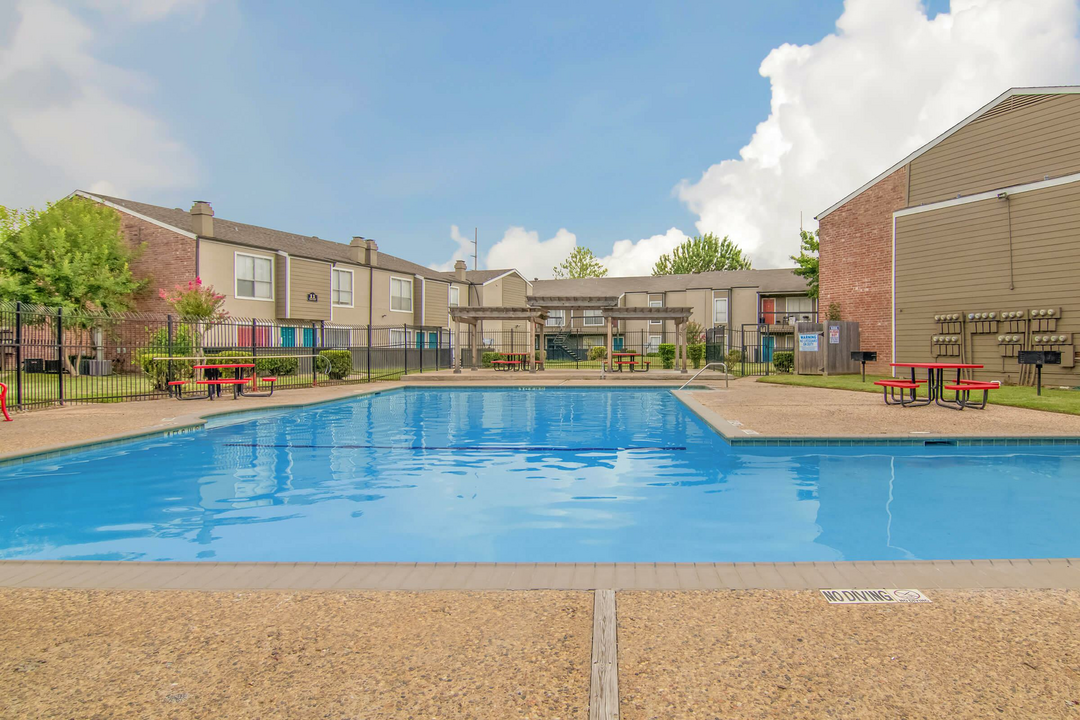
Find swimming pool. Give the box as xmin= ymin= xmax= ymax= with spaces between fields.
xmin=1 ymin=387 xmax=1078 ymax=563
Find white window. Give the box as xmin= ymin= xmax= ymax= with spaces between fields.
xmin=236 ymin=253 xmax=273 ymax=300
xmin=449 ymin=286 xmax=460 ymax=307
xmin=546 ymin=310 xmax=565 ymax=327
xmin=583 ymin=309 xmax=603 ymax=326
xmin=647 ymin=335 xmax=661 ymax=353
xmin=713 ymin=297 xmax=729 ymax=325
xmin=649 ymin=298 xmax=663 ymax=326
xmin=389 ymin=328 xmax=405 ymax=347
xmin=787 ymin=296 xmax=814 ymax=313
xmin=332 ymin=268 xmax=353 ymax=307
xmin=390 ymin=276 xmax=413 ymax=312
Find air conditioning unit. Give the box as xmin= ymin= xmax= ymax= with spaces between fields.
xmin=81 ymin=359 xmax=113 ymax=376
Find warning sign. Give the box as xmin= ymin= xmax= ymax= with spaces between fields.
xmin=829 ymin=325 xmax=840 ymax=344
xmin=820 ymin=588 xmax=931 ymax=604
xmin=798 ymin=333 xmax=819 ymax=352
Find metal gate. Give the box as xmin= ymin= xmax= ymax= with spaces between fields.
xmin=739 ymin=324 xmax=773 ymax=376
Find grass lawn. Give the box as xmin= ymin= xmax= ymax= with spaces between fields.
xmin=757 ymin=372 xmax=1080 ymax=416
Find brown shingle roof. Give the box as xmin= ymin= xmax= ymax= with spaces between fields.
xmin=531 ymin=268 xmax=809 ymax=296
xmin=465 ymin=269 xmax=521 ymax=284
xmin=81 ymin=192 xmax=458 ymax=283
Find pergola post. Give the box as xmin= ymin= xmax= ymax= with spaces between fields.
xmin=538 ymin=316 xmax=545 ymax=371
xmin=679 ymin=320 xmax=688 ymax=374
xmin=454 ymin=320 xmax=462 ymax=373
xmin=605 ymin=315 xmax=614 ymax=376
xmin=471 ymin=322 xmax=479 ymax=370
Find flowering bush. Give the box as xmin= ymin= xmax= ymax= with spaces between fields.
xmin=159 ymin=278 xmax=228 ymax=320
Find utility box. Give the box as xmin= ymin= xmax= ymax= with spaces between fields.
xmin=795 ymin=321 xmax=861 ymax=375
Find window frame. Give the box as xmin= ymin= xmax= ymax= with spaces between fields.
xmin=234 ymin=251 xmax=274 ymax=302
xmin=331 ymin=268 xmax=354 ymax=308
xmin=649 ymin=298 xmax=663 ymax=326
xmin=647 ymin=335 xmax=662 ymax=353
xmin=582 ymin=309 xmax=603 ymax=327
xmin=713 ymin=297 xmax=729 ymax=326
xmin=389 ymin=276 xmax=413 ymax=313
xmin=449 ymin=285 xmax=460 ymax=307
xmin=546 ymin=309 xmax=565 ymax=327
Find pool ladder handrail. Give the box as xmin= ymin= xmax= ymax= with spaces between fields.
xmin=679 ymin=362 xmax=729 ymax=390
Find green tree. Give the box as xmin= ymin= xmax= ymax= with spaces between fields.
xmin=652 ymin=233 xmax=751 ymax=275
xmin=790 ymin=229 xmax=819 ymax=299
xmin=0 ymin=198 xmax=144 ymax=375
xmin=552 ymin=246 xmax=608 ymax=279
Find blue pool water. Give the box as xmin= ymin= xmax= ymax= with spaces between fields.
xmin=1 ymin=387 xmax=1079 ymax=562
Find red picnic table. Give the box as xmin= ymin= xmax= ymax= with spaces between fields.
xmin=168 ymin=363 xmax=278 ymax=400
xmin=889 ymin=362 xmax=984 ymax=409
xmin=610 ymin=352 xmax=650 ymax=372
xmin=504 ymin=352 xmax=531 ymax=370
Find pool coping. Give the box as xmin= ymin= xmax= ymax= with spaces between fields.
xmin=0 ymin=559 xmax=1076 ymax=591
xmin=0 ymin=382 xmax=409 ymax=467
xmin=671 ymin=390 xmax=1080 ymax=446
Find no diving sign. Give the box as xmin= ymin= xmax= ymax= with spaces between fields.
xmin=821 ymin=588 xmax=931 ymax=604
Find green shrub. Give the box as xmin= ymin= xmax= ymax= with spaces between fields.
xmin=659 ymin=343 xmax=676 ymax=369
xmin=688 ymin=342 xmax=705 ymax=369
xmin=319 ymin=349 xmax=353 ymax=379
xmin=587 ymin=345 xmax=607 ymax=361
xmin=773 ymin=350 xmax=794 ymax=373
xmin=826 ymin=302 xmax=842 ymax=321
xmin=136 ymin=324 xmax=195 ymax=390
xmin=481 ymin=351 xmax=503 ymax=368
xmin=725 ymin=348 xmax=743 ymax=368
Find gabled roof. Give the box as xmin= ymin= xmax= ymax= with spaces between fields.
xmin=465 ymin=269 xmax=526 ymax=285
xmin=815 ymin=86 xmax=1080 ymax=220
xmin=75 ymin=191 xmax=458 ymax=283
xmin=531 ymin=268 xmax=807 ymax=296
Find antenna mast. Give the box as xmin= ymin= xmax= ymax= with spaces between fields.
xmin=473 ymin=227 xmax=478 ymax=270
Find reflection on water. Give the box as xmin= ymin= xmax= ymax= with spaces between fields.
xmin=1 ymin=388 xmax=1079 ymax=562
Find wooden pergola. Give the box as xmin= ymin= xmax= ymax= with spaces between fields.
xmin=600 ymin=306 xmax=694 ymax=375
xmin=448 ymin=306 xmax=549 ymax=373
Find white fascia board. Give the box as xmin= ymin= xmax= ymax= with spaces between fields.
xmin=481 ymin=269 xmax=520 ymax=285
xmin=816 ymin=86 xmax=1080 ymax=221
xmin=71 ymin=190 xmax=198 ymax=239
xmin=893 ymin=171 xmax=1080 ymax=218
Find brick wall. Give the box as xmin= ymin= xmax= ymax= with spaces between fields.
xmin=116 ymin=211 xmax=197 ymax=314
xmin=818 ymin=166 xmax=908 ymax=374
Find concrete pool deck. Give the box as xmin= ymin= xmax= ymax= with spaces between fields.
xmin=2 ymin=587 xmax=1078 ymax=719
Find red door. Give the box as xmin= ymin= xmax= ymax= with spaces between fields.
xmin=762 ymin=298 xmax=776 ymax=325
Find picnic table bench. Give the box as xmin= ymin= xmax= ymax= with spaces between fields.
xmin=491 ymin=359 xmax=522 ymax=371
xmin=168 ymin=363 xmax=278 ymax=400
xmin=887 ymin=362 xmax=987 ymax=410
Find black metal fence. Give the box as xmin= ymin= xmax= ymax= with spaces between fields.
xmin=0 ymin=302 xmax=453 ymax=410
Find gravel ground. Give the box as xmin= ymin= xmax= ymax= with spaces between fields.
xmin=618 ymin=589 xmax=1080 ymax=719
xmin=690 ymin=379 xmax=1080 ymax=436
xmin=0 ymin=588 xmax=591 ymax=719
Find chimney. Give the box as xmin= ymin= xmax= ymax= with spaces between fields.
xmin=366 ymin=239 xmax=378 ymax=267
xmin=454 ymin=259 xmax=467 ymax=282
xmin=349 ymin=236 xmax=366 ymax=264
xmin=190 ymin=201 xmax=214 ymax=237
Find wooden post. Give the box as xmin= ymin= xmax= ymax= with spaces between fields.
xmin=472 ymin=321 xmax=480 ymax=370
xmin=538 ymin=316 xmax=546 ymax=371
xmin=605 ymin=315 xmax=613 ymax=376
xmin=679 ymin=320 xmax=688 ymax=374
xmin=454 ymin=320 xmax=462 ymax=373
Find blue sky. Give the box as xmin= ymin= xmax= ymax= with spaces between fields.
xmin=4 ymin=0 xmax=1075 ymax=277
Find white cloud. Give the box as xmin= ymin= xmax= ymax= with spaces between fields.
xmin=599 ymin=228 xmax=688 ymax=277
xmin=676 ymin=0 xmax=1080 ymax=267
xmin=0 ymin=0 xmax=201 ymax=208
xmin=86 ymin=0 xmax=212 ymax=22
xmin=428 ymin=224 xmax=475 ymax=272
xmin=486 ymin=226 xmax=578 ymax=280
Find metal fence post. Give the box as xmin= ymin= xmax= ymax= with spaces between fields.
xmin=167 ymin=315 xmax=174 ymax=391
xmin=56 ymin=307 xmax=64 ymax=406
xmin=311 ymin=321 xmax=318 ymax=386
xmin=14 ymin=302 xmax=23 ymax=408
xmin=366 ymin=325 xmax=372 ymax=383
xmin=403 ymin=324 xmax=408 ymax=376
xmin=436 ymin=328 xmax=441 ymax=371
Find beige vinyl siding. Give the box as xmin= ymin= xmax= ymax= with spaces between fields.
xmin=425 ymin=279 xmax=450 ymax=328
xmin=501 ymin=274 xmax=528 ymax=306
xmin=908 ymin=94 xmax=1080 ymax=206
xmin=895 ymin=180 xmax=1080 ymax=384
xmin=274 ymin=255 xmax=288 ymax=318
xmin=287 ymin=257 xmax=332 ymax=321
xmin=730 ymin=288 xmax=758 ymax=330
xmin=197 ymin=239 xmax=277 ymax=320
xmin=329 ymin=264 xmax=372 ymax=325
